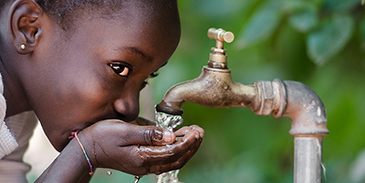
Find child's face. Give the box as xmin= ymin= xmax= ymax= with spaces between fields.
xmin=24 ymin=5 xmax=180 ymax=151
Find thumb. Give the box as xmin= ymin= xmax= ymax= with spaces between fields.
xmin=124 ymin=125 xmax=176 ymax=146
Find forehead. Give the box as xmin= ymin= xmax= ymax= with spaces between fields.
xmin=51 ymin=3 xmax=180 ymax=70
xmin=72 ymin=1 xmax=180 ymax=28
xmin=68 ymin=1 xmax=180 ymax=46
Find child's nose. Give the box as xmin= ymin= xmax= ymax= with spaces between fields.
xmin=113 ymin=96 xmax=140 ymax=122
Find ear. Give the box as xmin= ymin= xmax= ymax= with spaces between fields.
xmin=8 ymin=0 xmax=42 ymax=54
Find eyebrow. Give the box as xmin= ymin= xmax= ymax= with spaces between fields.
xmin=117 ymin=46 xmax=153 ymax=62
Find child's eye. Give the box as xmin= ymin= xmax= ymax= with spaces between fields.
xmin=109 ymin=63 xmax=130 ymax=77
xmin=141 ymin=72 xmax=159 ymax=89
xmin=150 ymin=72 xmax=159 ymax=78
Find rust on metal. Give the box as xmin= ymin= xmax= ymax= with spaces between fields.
xmin=155 ymin=27 xmax=329 ymax=183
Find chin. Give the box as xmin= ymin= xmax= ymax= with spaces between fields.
xmin=48 ymin=132 xmax=72 ymax=152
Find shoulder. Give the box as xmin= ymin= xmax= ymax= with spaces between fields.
xmin=0 ymin=73 xmax=19 ymax=159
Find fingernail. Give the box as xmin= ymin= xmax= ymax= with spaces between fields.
xmin=154 ymin=130 xmax=164 ymax=141
xmin=163 ymin=131 xmax=174 ymax=143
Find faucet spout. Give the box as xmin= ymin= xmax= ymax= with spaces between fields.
xmin=156 ymin=66 xmax=258 ymax=115
xmin=156 ymin=78 xmax=329 ymax=183
xmin=155 ymin=27 xmax=329 ymax=183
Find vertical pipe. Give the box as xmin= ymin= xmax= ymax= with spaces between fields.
xmin=157 ymin=75 xmax=329 ymax=182
xmin=256 ymin=80 xmax=328 ymax=182
xmin=155 ymin=27 xmax=330 ymax=182
xmin=294 ymin=137 xmax=323 ymax=183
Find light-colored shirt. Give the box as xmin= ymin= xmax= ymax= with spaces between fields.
xmin=0 ymin=74 xmax=18 ymax=159
xmin=0 ymin=74 xmax=38 ymax=183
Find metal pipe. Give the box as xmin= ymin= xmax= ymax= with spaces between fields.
xmin=156 ymin=67 xmax=258 ymax=115
xmin=281 ymin=81 xmax=328 ymax=183
xmin=254 ymin=80 xmax=329 ymax=135
xmin=283 ymin=81 xmax=328 ymax=135
xmin=155 ymin=28 xmax=329 ymax=182
xmin=294 ymin=137 xmax=323 ymax=183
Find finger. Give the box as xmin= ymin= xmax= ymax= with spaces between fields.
xmin=152 ymin=136 xmax=203 ymax=174
xmin=174 ymin=126 xmax=192 ymax=137
xmin=137 ymin=130 xmax=200 ymax=166
xmin=182 ymin=128 xmax=200 ymax=140
xmin=175 ymin=125 xmax=205 ymax=139
xmin=190 ymin=125 xmax=205 ymax=139
xmin=115 ymin=123 xmax=176 ymax=146
xmin=140 ymin=126 xmax=176 ymax=145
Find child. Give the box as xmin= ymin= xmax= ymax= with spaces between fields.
xmin=0 ymin=0 xmax=204 ymax=182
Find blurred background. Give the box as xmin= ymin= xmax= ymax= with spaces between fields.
xmin=25 ymin=0 xmax=365 ymax=182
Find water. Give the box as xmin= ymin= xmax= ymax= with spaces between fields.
xmin=156 ymin=169 xmax=181 ymax=183
xmin=155 ymin=111 xmax=183 ymax=131
xmin=155 ymin=111 xmax=183 ymax=183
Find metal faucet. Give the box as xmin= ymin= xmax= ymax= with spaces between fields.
xmin=156 ymin=28 xmax=329 ymax=183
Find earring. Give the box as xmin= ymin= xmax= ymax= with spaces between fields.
xmin=20 ymin=44 xmax=26 ymax=50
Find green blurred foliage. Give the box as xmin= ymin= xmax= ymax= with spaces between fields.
xmin=91 ymin=0 xmax=365 ymax=182
xmin=152 ymin=0 xmax=365 ymax=182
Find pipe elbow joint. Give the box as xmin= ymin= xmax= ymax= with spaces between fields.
xmin=284 ymin=81 xmax=329 ymax=137
xmin=255 ymin=79 xmax=329 ymax=137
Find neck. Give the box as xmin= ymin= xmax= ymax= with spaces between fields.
xmin=0 ymin=53 xmax=31 ymax=118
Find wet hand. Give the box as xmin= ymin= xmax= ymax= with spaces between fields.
xmin=77 ymin=120 xmax=204 ymax=176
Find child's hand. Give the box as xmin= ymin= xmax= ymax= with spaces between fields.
xmin=78 ymin=119 xmax=204 ymax=176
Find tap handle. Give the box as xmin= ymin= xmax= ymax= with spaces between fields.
xmin=207 ymin=28 xmax=234 ymax=43
xmin=207 ymin=28 xmax=234 ymax=68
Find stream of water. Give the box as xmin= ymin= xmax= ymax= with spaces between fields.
xmin=155 ymin=111 xmax=183 ymax=183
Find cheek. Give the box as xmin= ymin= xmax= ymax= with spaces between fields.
xmin=69 ymin=74 xmax=119 ymax=111
xmin=77 ymin=80 xmax=110 ymax=103
xmin=39 ymin=76 xmax=122 ymax=151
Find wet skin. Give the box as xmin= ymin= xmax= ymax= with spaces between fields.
xmin=0 ymin=0 xmax=204 ymax=180
xmin=11 ymin=1 xmax=181 ymax=151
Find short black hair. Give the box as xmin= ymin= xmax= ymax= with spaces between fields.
xmin=1 ymin=0 xmax=177 ymax=29
xmin=36 ymin=0 xmax=125 ymax=28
